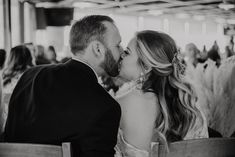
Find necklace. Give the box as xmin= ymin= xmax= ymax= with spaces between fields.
xmin=115 ymin=80 xmax=142 ymax=99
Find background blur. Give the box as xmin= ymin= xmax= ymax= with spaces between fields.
xmin=1 ymin=0 xmax=235 ymax=60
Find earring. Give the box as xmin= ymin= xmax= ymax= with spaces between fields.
xmin=139 ymin=72 xmax=144 ymax=82
xmin=135 ymin=72 xmax=145 ymax=90
xmin=136 ymin=72 xmax=145 ymax=85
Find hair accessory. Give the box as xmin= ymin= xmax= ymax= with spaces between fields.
xmin=172 ymin=51 xmax=186 ymax=79
xmin=135 ymin=72 xmax=145 ymax=90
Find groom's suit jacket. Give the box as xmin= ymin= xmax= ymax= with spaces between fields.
xmin=3 ymin=59 xmax=121 ymax=157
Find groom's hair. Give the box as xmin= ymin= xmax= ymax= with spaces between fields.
xmin=69 ymin=15 xmax=114 ymax=55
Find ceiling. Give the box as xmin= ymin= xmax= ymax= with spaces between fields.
xmin=24 ymin=0 xmax=235 ymax=20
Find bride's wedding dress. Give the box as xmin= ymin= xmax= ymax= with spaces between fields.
xmin=113 ymin=81 xmax=208 ymax=157
xmin=115 ymin=129 xmax=149 ymax=157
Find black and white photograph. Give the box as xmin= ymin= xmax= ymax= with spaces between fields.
xmin=0 ymin=0 xmax=235 ymax=157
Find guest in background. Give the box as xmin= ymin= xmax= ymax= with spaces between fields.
xmin=225 ymin=45 xmax=234 ymax=58
xmin=0 ymin=49 xmax=6 ymax=133
xmin=207 ymin=45 xmax=221 ymax=66
xmin=184 ymin=43 xmax=200 ymax=66
xmin=231 ymin=131 xmax=235 ymax=137
xmin=0 ymin=75 xmax=2 ymax=134
xmin=0 ymin=45 xmax=33 ymax=132
xmin=35 ymin=45 xmax=50 ymax=65
xmin=212 ymin=41 xmax=219 ymax=51
xmin=198 ymin=45 xmax=208 ymax=63
xmin=0 ymin=49 xmax=6 ymax=70
xmin=228 ymin=36 xmax=234 ymax=53
xmin=24 ymin=43 xmax=36 ymax=65
xmin=45 ymin=45 xmax=59 ymax=64
xmin=202 ymin=45 xmax=207 ymax=53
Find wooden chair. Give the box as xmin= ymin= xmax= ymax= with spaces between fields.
xmin=151 ymin=138 xmax=235 ymax=157
xmin=0 ymin=142 xmax=71 ymax=157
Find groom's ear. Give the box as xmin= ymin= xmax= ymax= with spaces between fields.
xmin=91 ymin=40 xmax=106 ymax=59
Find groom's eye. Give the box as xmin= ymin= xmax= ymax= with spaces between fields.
xmin=117 ymin=44 xmax=123 ymax=51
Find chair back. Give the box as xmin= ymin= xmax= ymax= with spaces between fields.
xmin=151 ymin=138 xmax=235 ymax=157
xmin=0 ymin=142 xmax=71 ymax=157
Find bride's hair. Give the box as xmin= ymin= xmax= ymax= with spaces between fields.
xmin=135 ymin=30 xmax=203 ymax=141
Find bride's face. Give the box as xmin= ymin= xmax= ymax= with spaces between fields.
xmin=119 ymin=37 xmax=143 ymax=81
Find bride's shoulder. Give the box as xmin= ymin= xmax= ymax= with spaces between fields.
xmin=117 ymin=88 xmax=158 ymax=114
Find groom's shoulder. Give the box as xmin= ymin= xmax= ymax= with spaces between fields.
xmin=22 ymin=64 xmax=61 ymax=80
xmin=24 ymin=64 xmax=60 ymax=74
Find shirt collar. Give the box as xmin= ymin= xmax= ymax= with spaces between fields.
xmin=72 ymin=57 xmax=99 ymax=80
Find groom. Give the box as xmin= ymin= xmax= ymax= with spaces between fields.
xmin=3 ymin=15 xmax=123 ymax=157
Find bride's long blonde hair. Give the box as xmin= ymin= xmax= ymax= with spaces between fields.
xmin=135 ymin=30 xmax=203 ymax=141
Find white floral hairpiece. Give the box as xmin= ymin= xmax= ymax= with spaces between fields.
xmin=172 ymin=51 xmax=186 ymax=78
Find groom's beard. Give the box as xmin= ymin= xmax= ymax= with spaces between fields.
xmin=101 ymin=48 xmax=120 ymax=77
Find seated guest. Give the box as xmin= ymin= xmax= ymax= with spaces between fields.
xmin=24 ymin=42 xmax=36 ymax=65
xmin=0 ymin=45 xmax=33 ymax=132
xmin=35 ymin=45 xmax=50 ymax=65
xmin=184 ymin=43 xmax=200 ymax=67
xmin=207 ymin=49 xmax=221 ymax=66
xmin=45 ymin=45 xmax=59 ymax=64
xmin=225 ymin=46 xmax=234 ymax=58
xmin=0 ymin=75 xmax=2 ymax=134
xmin=0 ymin=49 xmax=6 ymax=70
xmin=231 ymin=131 xmax=235 ymax=137
xmin=207 ymin=41 xmax=221 ymax=66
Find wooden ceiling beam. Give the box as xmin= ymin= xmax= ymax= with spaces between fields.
xmin=72 ymin=0 xmax=112 ymax=4
xmin=114 ymin=0 xmax=222 ymax=13
xmin=86 ymin=0 xmax=163 ymax=10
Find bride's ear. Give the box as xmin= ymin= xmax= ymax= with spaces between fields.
xmin=144 ymin=68 xmax=152 ymax=76
xmin=91 ymin=40 xmax=106 ymax=60
xmin=145 ymin=68 xmax=152 ymax=74
xmin=142 ymin=65 xmax=152 ymax=74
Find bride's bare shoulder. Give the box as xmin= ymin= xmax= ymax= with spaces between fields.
xmin=117 ymin=89 xmax=158 ymax=114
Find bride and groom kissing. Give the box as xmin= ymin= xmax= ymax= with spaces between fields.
xmin=3 ymin=15 xmax=208 ymax=157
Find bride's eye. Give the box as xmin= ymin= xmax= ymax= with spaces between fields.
xmin=124 ymin=50 xmax=131 ymax=55
xmin=121 ymin=50 xmax=130 ymax=59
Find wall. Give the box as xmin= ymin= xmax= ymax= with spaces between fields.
xmin=0 ymin=0 xmax=3 ymax=49
xmin=72 ymin=11 xmax=227 ymax=52
xmin=34 ymin=10 xmax=229 ymax=58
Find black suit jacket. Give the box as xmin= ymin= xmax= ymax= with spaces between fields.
xmin=3 ymin=59 xmax=121 ymax=157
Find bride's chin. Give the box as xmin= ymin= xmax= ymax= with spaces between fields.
xmin=118 ymin=71 xmax=129 ymax=81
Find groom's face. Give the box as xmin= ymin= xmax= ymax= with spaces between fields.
xmin=100 ymin=22 xmax=123 ymax=77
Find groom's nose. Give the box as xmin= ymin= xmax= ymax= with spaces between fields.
xmin=119 ymin=46 xmax=124 ymax=55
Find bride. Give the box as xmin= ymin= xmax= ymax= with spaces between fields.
xmin=115 ymin=30 xmax=208 ymax=157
